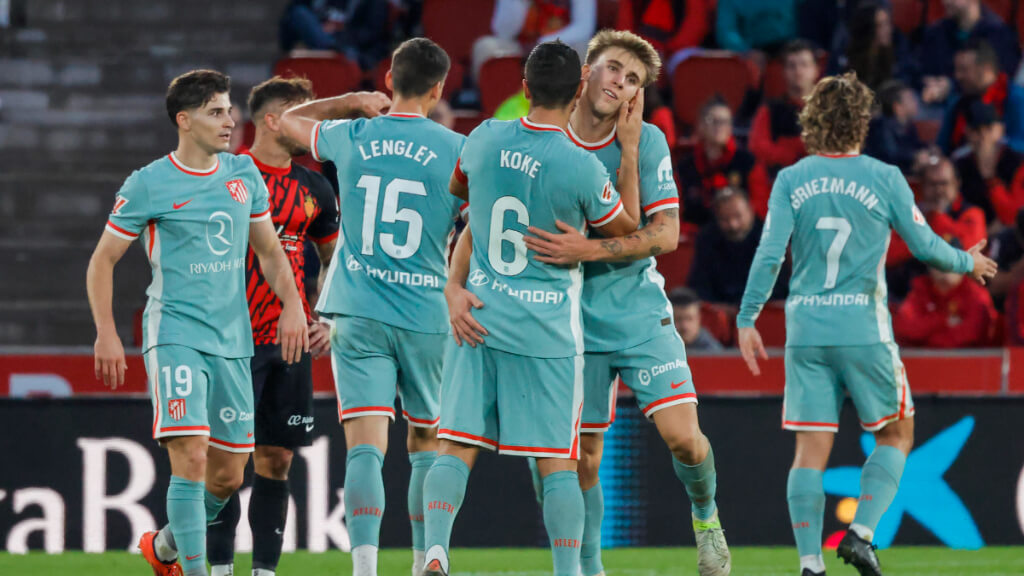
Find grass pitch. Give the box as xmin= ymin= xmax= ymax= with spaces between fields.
xmin=2 ymin=547 xmax=1022 ymax=575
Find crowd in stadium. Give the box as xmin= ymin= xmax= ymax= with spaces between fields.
xmin=246 ymin=0 xmax=1024 ymax=352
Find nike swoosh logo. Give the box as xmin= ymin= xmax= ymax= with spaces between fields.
xmin=670 ymin=380 xmax=689 ymax=389
xmin=173 ymin=199 xmax=193 ymax=210
xmin=305 ymin=424 xmax=314 ymax=432
xmin=247 ymin=432 xmax=254 ymax=438
xmin=275 ymin=528 xmax=284 ymax=535
xmin=185 ymin=554 xmax=202 ymax=560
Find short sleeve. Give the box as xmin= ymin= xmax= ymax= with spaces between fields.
xmin=310 ymin=119 xmax=351 ymax=163
xmin=306 ymin=171 xmax=340 ymax=243
xmin=579 ymin=155 xmax=622 ymax=228
xmin=248 ymin=167 xmax=271 ymax=222
xmin=639 ymin=127 xmax=680 ymax=217
xmin=105 ymin=171 xmax=152 ymax=241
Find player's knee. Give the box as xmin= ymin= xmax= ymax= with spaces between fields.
xmin=665 ymin=431 xmax=706 ymax=465
xmin=207 ymin=465 xmax=245 ymax=495
xmin=577 ymin=452 xmax=601 ymax=490
xmin=876 ymin=418 xmax=914 ymax=455
xmin=406 ymin=425 xmax=438 ymax=453
xmin=254 ymin=447 xmax=294 ymax=480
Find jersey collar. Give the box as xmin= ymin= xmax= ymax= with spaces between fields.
xmin=388 ymin=112 xmax=426 ymax=118
xmin=520 ymin=116 xmax=567 ymax=136
xmin=567 ymin=121 xmax=616 ymax=150
xmin=242 ymin=150 xmax=291 ymax=176
xmin=168 ymin=152 xmax=219 ymax=176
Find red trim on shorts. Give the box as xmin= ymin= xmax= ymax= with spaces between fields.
xmin=581 ymin=422 xmax=611 ymax=430
xmin=438 ymin=428 xmax=498 ymax=448
xmin=453 ymin=158 xmax=468 ymax=184
xmin=159 ymin=425 xmax=211 ymax=433
xmin=147 ymin=222 xmax=156 ymax=258
xmin=106 ymin=221 xmax=139 ymax=238
xmin=499 ymin=444 xmax=571 ymax=455
xmin=783 ymin=420 xmax=840 ymax=429
xmin=312 ymin=230 xmax=339 ymax=244
xmin=642 ymin=392 xmax=698 ymax=415
xmin=209 ymin=437 xmax=255 ymax=449
xmin=341 ymin=406 xmax=396 ymax=417
xmin=403 ymin=411 xmax=440 ymax=426
xmin=569 ymin=401 xmax=583 ymax=459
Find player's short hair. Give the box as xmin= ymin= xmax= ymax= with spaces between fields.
xmin=248 ymin=75 xmax=314 ymax=118
xmin=669 ymin=286 xmax=700 ymax=309
xmin=585 ymin=29 xmax=662 ymax=87
xmin=957 ymin=37 xmax=999 ymax=70
xmin=525 ymin=40 xmax=582 ymax=109
xmin=798 ymin=71 xmax=874 ymax=155
xmin=390 ymin=37 xmax=451 ymax=98
xmin=877 ymin=79 xmax=909 ymax=116
xmin=166 ymin=69 xmax=231 ymax=127
xmin=781 ymin=39 xmax=816 ymax=63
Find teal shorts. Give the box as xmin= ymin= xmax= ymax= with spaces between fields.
xmin=582 ymin=332 xmax=697 ymax=432
xmin=784 ymin=342 xmax=914 ymax=432
xmin=145 ymin=345 xmax=254 ymax=453
xmin=438 ymin=342 xmax=584 ymax=459
xmin=330 ymin=315 xmax=445 ymax=427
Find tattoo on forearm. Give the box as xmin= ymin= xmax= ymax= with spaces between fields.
xmin=661 ymin=208 xmax=679 ymax=220
xmin=649 ymin=245 xmax=663 ymax=256
xmin=601 ymin=239 xmax=623 ymax=256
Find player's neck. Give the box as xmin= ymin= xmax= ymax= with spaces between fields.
xmin=569 ymin=104 xmax=616 ymax=144
xmin=819 ymin=148 xmax=861 ymax=157
xmin=527 ymin=108 xmax=570 ymax=132
xmin=173 ymin=140 xmax=218 ymax=172
xmin=389 ymin=97 xmax=428 ymax=117
xmin=248 ymin=137 xmax=292 ymax=169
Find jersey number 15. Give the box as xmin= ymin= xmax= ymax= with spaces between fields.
xmin=357 ymin=175 xmax=426 ymax=259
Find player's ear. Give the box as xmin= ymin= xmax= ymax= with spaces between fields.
xmin=581 ymin=63 xmax=591 ymax=81
xmin=384 ymin=70 xmax=394 ymax=92
xmin=263 ymin=110 xmax=280 ymax=131
xmin=175 ymin=110 xmax=191 ymax=131
xmin=522 ymin=79 xmax=531 ymax=102
xmin=431 ymin=81 xmax=443 ymax=103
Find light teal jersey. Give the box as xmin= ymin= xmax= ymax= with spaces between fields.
xmin=459 ymin=117 xmax=623 ymax=358
xmin=569 ymin=122 xmax=680 ymax=352
xmin=737 ymin=154 xmax=973 ymax=346
xmin=105 ymin=152 xmax=271 ymax=358
xmin=312 ymin=113 xmax=466 ymax=334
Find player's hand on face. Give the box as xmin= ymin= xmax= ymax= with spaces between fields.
xmin=738 ymin=326 xmax=768 ymax=376
xmin=276 ymin=304 xmax=309 ymax=364
xmin=524 ymin=220 xmax=593 ymax=265
xmin=308 ymin=321 xmax=332 ymax=359
xmin=967 ymin=239 xmax=998 ymax=285
xmin=350 ymin=91 xmax=392 ymax=118
xmin=616 ymin=88 xmax=644 ymax=151
xmin=94 ymin=332 xmax=127 ymax=390
xmin=444 ymin=284 xmax=488 ymax=347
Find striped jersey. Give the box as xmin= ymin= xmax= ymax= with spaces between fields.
xmin=458 ymin=117 xmax=623 ymax=358
xmin=569 ymin=122 xmax=680 ymax=352
xmin=105 ymin=152 xmax=271 ymax=358
xmin=738 ymin=154 xmax=973 ymax=346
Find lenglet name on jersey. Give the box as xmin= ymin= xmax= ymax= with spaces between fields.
xmin=790 ymin=177 xmax=879 ymax=212
xmin=358 ymin=139 xmax=439 ymax=167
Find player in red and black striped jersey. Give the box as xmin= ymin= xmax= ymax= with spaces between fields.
xmin=208 ymin=76 xmax=338 ymax=576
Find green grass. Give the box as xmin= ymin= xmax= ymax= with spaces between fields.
xmin=2 ymin=547 xmax=1022 ymax=575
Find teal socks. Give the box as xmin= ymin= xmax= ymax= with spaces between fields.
xmin=580 ymin=483 xmax=604 ymax=576
xmin=852 ymin=445 xmax=906 ymax=539
xmin=167 ymin=475 xmax=208 ymax=576
xmin=204 ymin=489 xmax=229 ymax=523
xmin=787 ymin=468 xmax=825 ymax=558
xmin=423 ymin=455 xmax=470 ymax=571
xmin=408 ymin=450 xmax=437 ymax=552
xmin=542 ymin=471 xmax=585 ymax=576
xmin=344 ymin=444 xmax=386 ymax=549
xmin=672 ymin=445 xmax=718 ymax=520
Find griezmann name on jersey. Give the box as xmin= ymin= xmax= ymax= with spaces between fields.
xmin=737 ymin=154 xmax=972 ymax=347
xmin=568 ymin=122 xmax=680 ymax=353
xmin=311 ymin=113 xmax=466 ymax=334
xmin=459 ymin=117 xmax=623 ymax=358
xmin=105 ymin=152 xmax=271 ymax=358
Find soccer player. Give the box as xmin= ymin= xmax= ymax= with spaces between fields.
xmin=279 ymin=38 xmax=461 ymax=576
xmin=205 ymin=76 xmax=340 ymax=576
xmin=521 ymin=30 xmax=731 ymax=576
xmin=86 ymin=70 xmax=311 ymax=576
xmin=737 ymin=72 xmax=997 ymax=576
xmin=422 ymin=40 xmax=642 ymax=576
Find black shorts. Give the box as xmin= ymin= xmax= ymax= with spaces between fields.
xmin=251 ymin=344 xmax=315 ymax=448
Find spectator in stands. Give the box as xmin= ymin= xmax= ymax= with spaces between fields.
xmin=865 ymin=80 xmax=930 ymax=174
xmin=678 ymin=96 xmax=769 ymax=226
xmin=715 ymin=0 xmax=795 ymax=54
xmin=894 ymin=238 xmax=996 ymax=348
xmin=830 ymin=1 xmax=917 ymax=91
xmin=617 ymin=0 xmax=708 ymax=65
xmin=279 ymin=0 xmax=390 ymax=70
xmin=954 ymin=102 xmax=1024 ymax=226
xmin=938 ymin=39 xmax=1024 ymax=154
xmin=986 ymin=208 xmax=1024 ymax=305
xmin=642 ymin=85 xmax=676 ymax=150
xmin=918 ymin=156 xmax=988 ymax=249
xmin=749 ymin=40 xmax=816 ymax=178
xmin=688 ymin=188 xmax=788 ymax=306
xmin=429 ymin=99 xmax=455 ymax=129
xmin=471 ymin=0 xmax=596 ymax=80
xmin=920 ymin=0 xmax=1019 ymax=105
xmin=669 ymin=287 xmax=724 ymax=351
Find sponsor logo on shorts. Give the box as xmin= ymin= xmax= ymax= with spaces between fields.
xmin=168 ymin=399 xmax=186 ymax=421
xmin=288 ymin=415 xmax=315 ymax=427
xmin=469 ymin=269 xmax=490 ymax=287
xmin=638 ymin=370 xmax=651 ymax=386
xmin=219 ymin=407 xmax=253 ymax=423
xmin=670 ymin=380 xmax=689 ymax=389
xmin=651 ymin=359 xmax=687 ymax=378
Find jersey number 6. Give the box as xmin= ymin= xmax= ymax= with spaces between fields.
xmin=489 ymin=196 xmax=529 ymax=276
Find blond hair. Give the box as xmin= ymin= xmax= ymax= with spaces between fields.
xmin=798 ymin=71 xmax=875 ymax=155
xmin=586 ymin=29 xmax=662 ymax=87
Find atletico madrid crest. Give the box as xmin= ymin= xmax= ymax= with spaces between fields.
xmin=168 ymin=398 xmax=187 ymax=421
xmin=226 ymin=179 xmax=249 ymax=204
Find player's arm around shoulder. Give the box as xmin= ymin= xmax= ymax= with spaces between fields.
xmin=278 ymin=91 xmax=392 ymax=156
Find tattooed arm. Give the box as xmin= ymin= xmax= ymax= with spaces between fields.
xmin=524 ymin=208 xmax=680 ymax=264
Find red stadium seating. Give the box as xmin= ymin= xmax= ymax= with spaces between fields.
xmin=756 ymin=302 xmax=787 ymax=347
xmin=915 ymin=118 xmax=942 ymax=144
xmin=655 ymin=231 xmax=696 ymax=292
xmin=701 ymin=302 xmax=735 ymax=346
xmin=479 ymin=56 xmax=524 ymax=115
xmin=453 ymin=110 xmax=486 ymax=135
xmin=890 ymin=0 xmax=926 ymax=35
xmin=273 ymin=55 xmax=362 ymax=98
xmin=422 ymin=0 xmax=495 ymax=65
xmin=671 ymin=52 xmax=756 ymax=130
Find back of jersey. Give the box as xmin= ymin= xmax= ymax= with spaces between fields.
xmin=459 ymin=118 xmax=622 ymax=358
xmin=739 ymin=154 xmax=972 ymax=346
xmin=313 ymin=113 xmax=465 ymax=333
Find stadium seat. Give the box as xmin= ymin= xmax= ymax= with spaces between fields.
xmin=915 ymin=118 xmax=942 ymax=144
xmin=422 ymin=0 xmax=496 ymax=65
xmin=756 ymin=302 xmax=787 ymax=347
xmin=925 ymin=0 xmax=944 ymax=23
xmin=655 ymin=232 xmax=696 ymax=292
xmin=479 ymin=56 xmax=524 ymax=115
xmin=701 ymin=302 xmax=734 ymax=346
xmin=273 ymin=55 xmax=362 ymax=98
xmin=890 ymin=0 xmax=925 ymax=35
xmin=453 ymin=110 xmax=485 ymax=136
xmin=671 ymin=52 xmax=755 ymax=129
xmin=982 ymin=0 xmax=1014 ymax=22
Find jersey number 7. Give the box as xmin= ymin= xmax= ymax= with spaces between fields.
xmin=815 ymin=216 xmax=852 ymax=289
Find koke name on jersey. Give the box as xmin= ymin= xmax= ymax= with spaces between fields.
xmin=500 ymin=150 xmax=542 ymax=178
